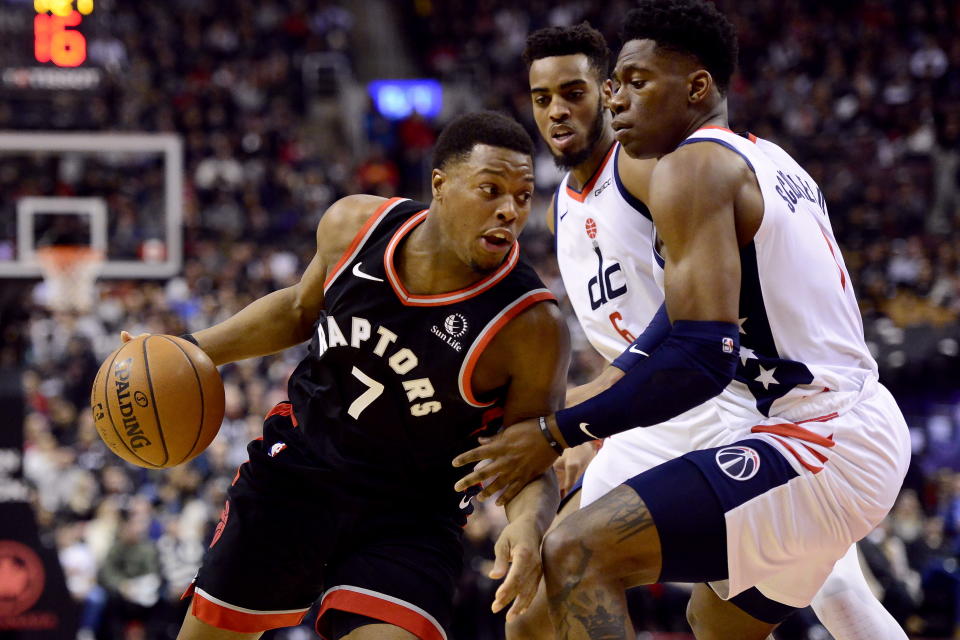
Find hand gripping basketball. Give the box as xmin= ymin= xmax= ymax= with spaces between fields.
xmin=91 ymin=333 xmax=225 ymax=469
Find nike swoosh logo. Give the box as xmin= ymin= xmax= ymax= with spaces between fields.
xmin=352 ymin=262 xmax=384 ymax=282
xmin=559 ymin=209 xmax=569 ymax=220
xmin=459 ymin=494 xmax=472 ymax=510
xmin=579 ymin=422 xmax=600 ymax=439
xmin=628 ymin=345 xmax=649 ymax=356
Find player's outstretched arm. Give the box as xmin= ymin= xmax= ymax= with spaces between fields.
xmin=455 ymin=142 xmax=748 ymax=495
xmin=192 ymin=195 xmax=388 ymax=366
xmin=458 ymin=300 xmax=570 ymax=621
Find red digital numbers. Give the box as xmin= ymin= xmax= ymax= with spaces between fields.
xmin=34 ymin=8 xmax=87 ymax=67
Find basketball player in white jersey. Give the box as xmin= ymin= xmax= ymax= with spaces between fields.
xmin=456 ymin=4 xmax=911 ymax=638
xmin=505 ymin=21 xmax=908 ymax=640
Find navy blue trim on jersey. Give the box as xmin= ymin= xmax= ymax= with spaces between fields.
xmin=624 ymin=438 xmax=800 ymax=620
xmin=613 ymin=146 xmax=652 ymax=220
xmin=728 ymin=587 xmax=798 ymax=624
xmin=735 ymin=242 xmax=815 ymax=416
xmin=652 ymin=229 xmax=666 ymax=269
xmin=675 ymin=138 xmax=756 ymax=174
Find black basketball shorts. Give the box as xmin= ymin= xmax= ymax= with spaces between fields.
xmin=182 ymin=403 xmax=463 ymax=640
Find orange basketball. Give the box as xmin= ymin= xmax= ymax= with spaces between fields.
xmin=90 ymin=335 xmax=225 ymax=469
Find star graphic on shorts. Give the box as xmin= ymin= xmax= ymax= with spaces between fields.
xmin=755 ymin=365 xmax=779 ymax=390
xmin=739 ymin=345 xmax=756 ymax=365
xmin=738 ymin=317 xmax=748 ymax=334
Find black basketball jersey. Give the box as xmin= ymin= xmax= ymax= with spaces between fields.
xmin=286 ymin=197 xmax=556 ymax=518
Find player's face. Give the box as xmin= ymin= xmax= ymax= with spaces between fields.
xmin=609 ymin=39 xmax=698 ymax=159
xmin=529 ymin=55 xmax=606 ymax=169
xmin=435 ymin=144 xmax=534 ymax=272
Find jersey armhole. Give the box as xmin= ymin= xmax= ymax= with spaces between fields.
xmin=457 ymin=289 xmax=557 ymax=407
xmin=613 ymin=147 xmax=653 ymax=220
xmin=323 ymin=197 xmax=406 ymax=292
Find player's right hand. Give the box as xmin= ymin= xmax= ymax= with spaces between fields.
xmin=553 ymin=442 xmax=599 ymax=497
xmin=490 ymin=517 xmax=542 ymax=622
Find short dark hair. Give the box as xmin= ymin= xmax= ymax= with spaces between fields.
xmin=432 ymin=111 xmax=534 ymax=171
xmin=522 ymin=22 xmax=610 ymax=80
xmin=622 ymin=0 xmax=738 ymax=94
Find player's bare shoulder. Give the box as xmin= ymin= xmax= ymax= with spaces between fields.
xmin=474 ymin=298 xmax=570 ymax=404
xmin=314 ymin=195 xmax=391 ymax=268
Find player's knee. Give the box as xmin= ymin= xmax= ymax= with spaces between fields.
xmin=505 ymin=612 xmax=539 ymax=640
xmin=541 ymin=522 xmax=593 ymax=584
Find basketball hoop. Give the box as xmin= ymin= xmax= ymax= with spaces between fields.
xmin=35 ymin=245 xmax=104 ymax=313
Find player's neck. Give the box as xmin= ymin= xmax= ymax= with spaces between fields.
xmin=568 ymin=129 xmax=617 ymax=191
xmin=677 ymin=103 xmax=729 ymax=146
xmin=394 ymin=218 xmax=485 ymax=295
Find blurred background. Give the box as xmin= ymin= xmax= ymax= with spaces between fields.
xmin=0 ymin=0 xmax=958 ymax=638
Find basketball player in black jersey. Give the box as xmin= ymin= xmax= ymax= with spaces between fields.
xmin=122 ymin=112 xmax=570 ymax=640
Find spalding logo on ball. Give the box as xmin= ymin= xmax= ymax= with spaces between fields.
xmin=90 ymin=335 xmax=225 ymax=469
xmin=715 ymin=445 xmax=761 ymax=481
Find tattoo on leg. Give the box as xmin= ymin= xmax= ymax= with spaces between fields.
xmin=605 ymin=489 xmax=655 ymax=543
xmin=547 ymin=543 xmax=629 ymax=639
xmin=569 ymin=590 xmax=628 ymax=640
xmin=547 ymin=541 xmax=593 ymax=638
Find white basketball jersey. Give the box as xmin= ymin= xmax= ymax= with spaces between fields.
xmin=554 ymin=143 xmax=664 ymax=361
xmin=655 ymin=127 xmax=878 ymax=418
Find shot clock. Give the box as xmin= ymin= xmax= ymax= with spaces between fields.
xmin=33 ymin=0 xmax=94 ymax=67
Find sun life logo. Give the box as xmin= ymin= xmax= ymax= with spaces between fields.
xmin=715 ymin=445 xmax=761 ymax=481
xmin=443 ymin=313 xmax=468 ymax=338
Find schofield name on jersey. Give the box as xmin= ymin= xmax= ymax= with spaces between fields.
xmin=316 ymin=316 xmax=442 ymax=417
xmin=774 ymin=170 xmax=826 ymax=215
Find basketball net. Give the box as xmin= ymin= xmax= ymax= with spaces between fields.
xmin=35 ymin=246 xmax=104 ymax=313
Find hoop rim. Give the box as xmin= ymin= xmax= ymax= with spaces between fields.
xmin=35 ymin=245 xmax=105 ymax=273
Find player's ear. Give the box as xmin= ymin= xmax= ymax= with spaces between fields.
xmin=431 ymin=168 xmax=447 ymax=201
xmin=688 ymin=69 xmax=713 ymax=105
xmin=602 ymin=78 xmax=615 ymax=109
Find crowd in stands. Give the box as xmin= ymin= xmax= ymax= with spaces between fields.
xmin=8 ymin=0 xmax=960 ymax=638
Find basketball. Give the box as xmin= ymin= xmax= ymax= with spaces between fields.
xmin=90 ymin=335 xmax=225 ymax=469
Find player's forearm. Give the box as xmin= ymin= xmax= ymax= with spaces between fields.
xmin=193 ymin=286 xmax=316 ymax=366
xmin=553 ymin=320 xmax=739 ymax=447
xmin=503 ymin=470 xmax=559 ymax=535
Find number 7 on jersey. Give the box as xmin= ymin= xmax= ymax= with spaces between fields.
xmin=348 ymin=366 xmax=384 ymax=419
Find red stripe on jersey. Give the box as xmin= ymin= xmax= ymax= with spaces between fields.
xmin=564 ymin=143 xmax=616 ymax=203
xmin=383 ymin=209 xmax=520 ymax=307
xmin=797 ymin=411 xmax=839 ymax=424
xmin=317 ymin=587 xmax=446 ymax=640
xmin=191 ymin=588 xmax=309 ymax=633
xmin=265 ymin=401 xmax=298 ymax=427
xmin=769 ymin=435 xmax=824 ymax=474
xmin=818 ymin=228 xmax=846 ymax=290
xmin=751 ymin=423 xmax=835 ymax=448
xmin=458 ymin=290 xmax=557 ymax=407
xmin=323 ymin=197 xmax=404 ymax=291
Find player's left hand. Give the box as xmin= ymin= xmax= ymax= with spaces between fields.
xmin=453 ymin=416 xmax=559 ymax=505
xmin=489 ymin=517 xmax=543 ymax=622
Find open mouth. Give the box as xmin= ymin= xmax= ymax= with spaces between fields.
xmin=480 ymin=230 xmax=514 ymax=252
xmin=551 ymin=128 xmax=576 ymax=149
